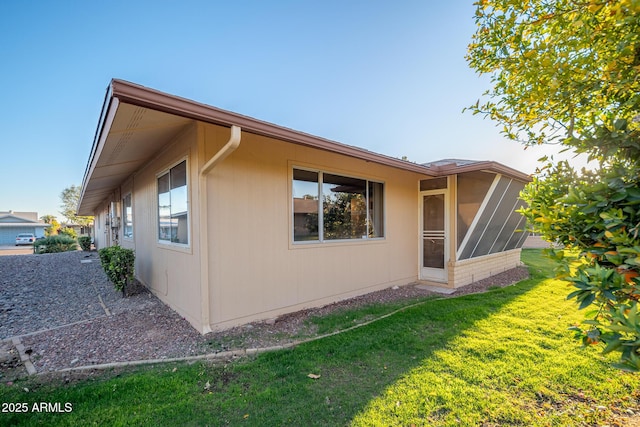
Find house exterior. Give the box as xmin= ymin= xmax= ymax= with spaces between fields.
xmin=0 ymin=211 xmax=49 ymax=245
xmin=60 ymin=223 xmax=93 ymax=238
xmin=78 ymin=79 xmax=530 ymax=333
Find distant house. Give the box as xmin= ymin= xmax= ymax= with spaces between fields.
xmin=0 ymin=211 xmax=49 ymax=245
xmin=60 ymin=223 xmax=93 ymax=237
xmin=78 ymin=79 xmax=531 ymax=333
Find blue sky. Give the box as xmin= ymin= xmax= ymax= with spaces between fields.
xmin=0 ymin=1 xmax=570 ymax=220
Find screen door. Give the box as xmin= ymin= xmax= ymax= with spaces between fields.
xmin=421 ymin=191 xmax=448 ymax=282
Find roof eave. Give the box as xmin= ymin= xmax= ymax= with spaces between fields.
xmin=108 ymin=79 xmax=436 ymax=177
xmin=426 ymin=160 xmax=532 ymax=182
xmin=77 ymin=83 xmax=117 ymax=216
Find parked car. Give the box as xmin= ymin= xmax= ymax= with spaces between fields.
xmin=15 ymin=233 xmax=36 ymax=245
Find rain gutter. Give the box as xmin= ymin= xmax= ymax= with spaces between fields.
xmin=198 ymin=125 xmax=241 ymax=334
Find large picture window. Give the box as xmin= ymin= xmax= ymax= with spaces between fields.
xmin=122 ymin=193 xmax=133 ymax=239
xmin=292 ymin=168 xmax=384 ymax=242
xmin=158 ymin=160 xmax=189 ymax=245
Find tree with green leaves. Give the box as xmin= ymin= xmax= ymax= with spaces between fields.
xmin=40 ymin=214 xmax=60 ymax=236
xmin=60 ymin=185 xmax=93 ymax=227
xmin=467 ymin=0 xmax=640 ymax=370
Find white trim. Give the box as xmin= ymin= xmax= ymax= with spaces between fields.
xmin=455 ymin=174 xmax=502 ymax=260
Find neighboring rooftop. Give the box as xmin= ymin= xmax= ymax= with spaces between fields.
xmin=0 ymin=211 xmax=39 ymax=222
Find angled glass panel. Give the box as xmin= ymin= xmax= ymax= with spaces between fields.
xmin=456 ymin=171 xmax=495 ymax=248
xmin=472 ymin=180 xmax=523 ymax=257
xmin=459 ymin=176 xmax=510 ymax=260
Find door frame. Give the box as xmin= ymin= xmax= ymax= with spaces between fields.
xmin=419 ymin=188 xmax=449 ymax=282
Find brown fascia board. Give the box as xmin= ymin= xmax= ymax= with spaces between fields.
xmin=78 ymin=83 xmax=116 ymax=215
xmin=109 ymin=79 xmax=436 ymax=177
xmin=426 ymin=160 xmax=532 ymax=182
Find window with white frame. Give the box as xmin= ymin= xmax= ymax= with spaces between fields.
xmin=158 ymin=159 xmax=189 ymax=245
xmin=123 ymin=193 xmax=133 ymax=239
xmin=292 ymin=168 xmax=384 ymax=242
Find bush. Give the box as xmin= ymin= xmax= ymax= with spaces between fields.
xmin=78 ymin=236 xmax=92 ymax=251
xmin=33 ymin=235 xmax=78 ymax=254
xmin=521 ymin=161 xmax=640 ymax=371
xmin=98 ymin=246 xmax=135 ymax=297
xmin=59 ymin=227 xmax=77 ymax=239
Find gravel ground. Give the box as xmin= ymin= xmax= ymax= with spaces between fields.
xmin=0 ymin=251 xmax=529 ymax=379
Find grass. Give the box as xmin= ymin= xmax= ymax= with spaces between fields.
xmin=1 ymin=249 xmax=639 ymax=426
xmin=308 ymin=294 xmax=440 ymax=336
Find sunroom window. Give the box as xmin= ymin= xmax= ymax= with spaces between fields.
xmin=158 ymin=160 xmax=189 ymax=245
xmin=292 ymin=168 xmax=384 ymax=242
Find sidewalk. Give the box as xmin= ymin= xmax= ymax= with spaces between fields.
xmin=0 ymin=245 xmax=34 ymax=256
xmin=522 ymin=235 xmax=554 ymax=249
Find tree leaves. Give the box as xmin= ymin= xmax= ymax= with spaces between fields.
xmin=467 ymin=0 xmax=640 ymax=161
xmin=520 ymin=161 xmax=640 ymax=370
xmin=60 ymin=185 xmax=94 ymax=226
xmin=470 ymin=0 xmax=640 ymax=370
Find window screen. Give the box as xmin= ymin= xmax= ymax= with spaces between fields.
xmin=456 ymin=171 xmax=495 ymax=248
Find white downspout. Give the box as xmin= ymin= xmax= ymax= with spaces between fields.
xmin=201 ymin=125 xmax=241 ymax=175
xmin=198 ymin=125 xmax=241 ymax=333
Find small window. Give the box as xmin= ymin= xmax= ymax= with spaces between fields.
xmin=122 ymin=193 xmax=133 ymax=239
xmin=158 ymin=160 xmax=189 ymax=245
xmin=420 ymin=177 xmax=447 ymax=191
xmin=292 ymin=168 xmax=384 ymax=242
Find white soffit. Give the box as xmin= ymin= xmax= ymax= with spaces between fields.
xmin=80 ymin=102 xmax=192 ymax=214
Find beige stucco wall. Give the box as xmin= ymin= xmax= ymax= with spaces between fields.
xmin=91 ymin=119 xmax=525 ymax=333
xmin=201 ymin=123 xmax=427 ymax=329
xmin=131 ymin=124 xmax=202 ymax=330
xmin=95 ymin=123 xmax=204 ymax=331
xmin=92 ymin=205 xmax=108 ymax=250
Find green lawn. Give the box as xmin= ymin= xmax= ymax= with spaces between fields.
xmin=1 ymin=249 xmax=639 ymax=426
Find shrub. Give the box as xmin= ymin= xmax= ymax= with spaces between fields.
xmin=521 ymin=161 xmax=640 ymax=371
xmin=78 ymin=236 xmax=92 ymax=251
xmin=33 ymin=235 xmax=78 ymax=254
xmin=59 ymin=227 xmax=78 ymax=239
xmin=98 ymin=246 xmax=135 ymax=297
